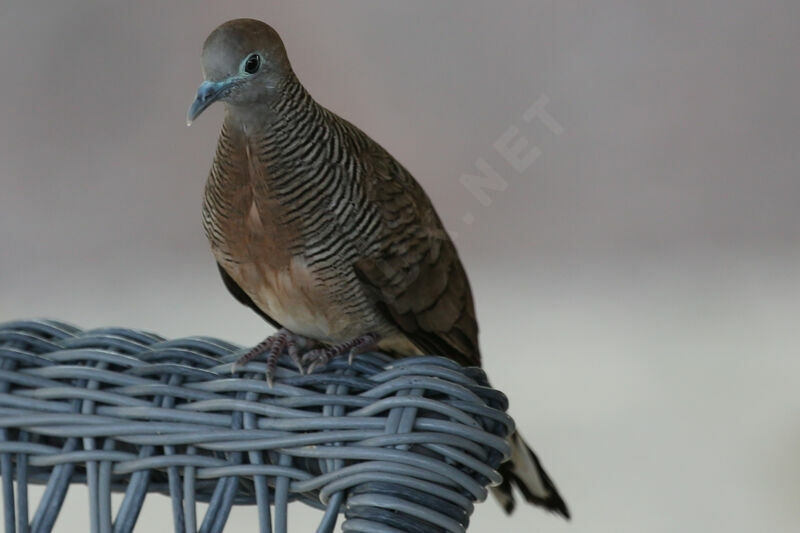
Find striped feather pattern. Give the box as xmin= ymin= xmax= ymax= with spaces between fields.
xmin=195 ymin=18 xmax=567 ymax=518
xmin=202 ymin=78 xmax=396 ymax=342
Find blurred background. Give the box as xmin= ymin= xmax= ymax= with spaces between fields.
xmin=1 ymin=1 xmax=798 ymax=531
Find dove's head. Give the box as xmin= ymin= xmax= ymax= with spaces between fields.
xmin=188 ymin=19 xmax=292 ymax=124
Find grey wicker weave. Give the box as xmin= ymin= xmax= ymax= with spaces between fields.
xmin=0 ymin=319 xmax=513 ymax=533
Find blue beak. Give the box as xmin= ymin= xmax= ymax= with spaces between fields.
xmin=187 ymin=79 xmax=235 ymax=125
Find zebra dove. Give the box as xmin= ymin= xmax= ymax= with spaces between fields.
xmin=188 ymin=18 xmax=569 ymax=518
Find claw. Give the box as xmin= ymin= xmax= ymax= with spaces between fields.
xmin=304 ymin=348 xmax=333 ymax=375
xmin=233 ymin=330 xmax=379 ymax=384
xmin=287 ymin=338 xmax=304 ymax=374
xmin=231 ymin=329 xmax=297 ymax=386
xmin=231 ymin=336 xmax=275 ymax=374
xmin=302 ymin=333 xmax=378 ymax=374
xmin=264 ymin=332 xmax=289 ymax=385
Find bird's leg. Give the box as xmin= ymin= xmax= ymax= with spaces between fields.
xmin=285 ymin=336 xmax=303 ymax=374
xmin=231 ymin=336 xmax=275 ymax=371
xmin=301 ymin=333 xmax=378 ymax=374
xmin=232 ymin=328 xmax=311 ymax=386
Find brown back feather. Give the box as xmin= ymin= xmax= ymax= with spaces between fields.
xmin=353 ymin=145 xmax=481 ymax=367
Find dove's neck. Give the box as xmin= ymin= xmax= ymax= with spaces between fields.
xmin=225 ymin=75 xmax=316 ymax=139
xmin=212 ymin=75 xmax=367 ymax=214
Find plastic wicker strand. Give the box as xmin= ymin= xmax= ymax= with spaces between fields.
xmin=0 ymin=319 xmax=513 ymax=533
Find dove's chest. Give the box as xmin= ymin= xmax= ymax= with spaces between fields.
xmin=202 ymin=127 xmax=381 ymax=341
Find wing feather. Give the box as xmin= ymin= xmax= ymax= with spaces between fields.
xmin=354 ymin=147 xmax=481 ymax=367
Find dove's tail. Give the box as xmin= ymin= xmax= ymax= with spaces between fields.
xmin=491 ymin=431 xmax=570 ymax=519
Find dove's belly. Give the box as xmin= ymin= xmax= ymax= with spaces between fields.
xmin=215 ymin=250 xmax=419 ymax=358
xmin=219 ymin=253 xmax=356 ymax=341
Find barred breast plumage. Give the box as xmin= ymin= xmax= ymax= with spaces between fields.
xmin=188 ymin=18 xmax=568 ymax=518
xmin=202 ymin=78 xmax=431 ymax=355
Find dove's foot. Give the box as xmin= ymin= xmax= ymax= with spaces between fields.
xmin=301 ymin=333 xmax=378 ymax=374
xmin=232 ymin=328 xmax=310 ymax=386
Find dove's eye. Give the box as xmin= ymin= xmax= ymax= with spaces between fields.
xmin=243 ymin=54 xmax=261 ymax=74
